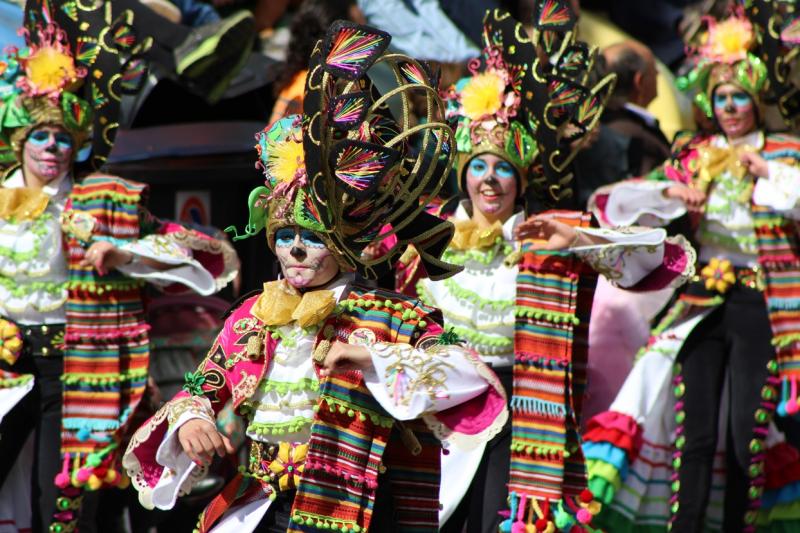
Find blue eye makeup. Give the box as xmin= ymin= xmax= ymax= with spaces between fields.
xmin=300 ymin=230 xmax=325 ymax=248
xmin=275 ymin=228 xmax=295 ymax=247
xmin=28 ymin=130 xmax=73 ymax=150
xmin=495 ymin=161 xmax=516 ymax=179
xmin=468 ymin=159 xmax=488 ymax=178
xmin=713 ymin=91 xmax=752 ymax=109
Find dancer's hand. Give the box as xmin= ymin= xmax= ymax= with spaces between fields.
xmin=740 ymin=152 xmax=769 ymax=178
xmin=80 ymin=241 xmax=133 ymax=276
xmin=663 ymin=184 xmax=706 ymax=211
xmin=514 ymin=216 xmax=578 ymax=250
xmin=319 ymin=341 xmax=373 ymax=377
xmin=178 ymin=419 xmax=235 ymax=466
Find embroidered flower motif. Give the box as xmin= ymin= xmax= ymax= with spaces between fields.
xmin=701 ymin=257 xmax=736 ymax=293
xmin=182 ymin=370 xmax=206 ymax=396
xmin=436 ymin=327 xmax=462 ymax=346
xmin=17 ymin=24 xmax=87 ymax=101
xmin=267 ymin=442 xmax=307 ymax=491
xmin=460 ymin=72 xmax=506 ymax=120
xmin=0 ymin=319 xmax=23 ymax=365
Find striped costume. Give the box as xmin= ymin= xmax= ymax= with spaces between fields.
xmin=585 ymin=131 xmax=800 ymax=531
xmin=123 ymin=281 xmax=507 ymax=533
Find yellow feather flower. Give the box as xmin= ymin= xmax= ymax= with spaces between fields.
xmin=25 ymin=45 xmax=80 ymax=95
xmin=703 ymin=17 xmax=754 ymax=63
xmin=267 ymin=139 xmax=306 ymax=184
xmin=701 ymin=257 xmax=736 ymax=294
xmin=460 ymin=72 xmax=506 ymax=120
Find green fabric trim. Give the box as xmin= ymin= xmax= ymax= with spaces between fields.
xmin=442 ymin=277 xmax=514 ymax=311
xmin=442 ymin=240 xmax=514 ymax=266
xmin=246 ymin=416 xmax=314 ymax=436
xmin=698 ymin=224 xmax=757 ymax=253
xmin=757 ymin=500 xmax=800 ymax=525
xmin=65 ymin=279 xmax=145 ymax=292
xmin=514 ymin=306 xmax=580 ymax=325
xmin=61 ymin=368 xmax=148 ymax=385
xmin=258 ymin=378 xmax=320 ymax=394
xmin=0 ymin=212 xmax=52 ymax=262
xmin=0 ymin=277 xmax=66 ymax=297
xmin=266 ymin=325 xmax=319 ymax=348
xmin=0 ymin=375 xmax=33 ymax=387
xmin=449 ymin=324 xmax=513 ymax=349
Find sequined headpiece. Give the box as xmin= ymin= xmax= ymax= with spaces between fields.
xmin=447 ymin=4 xmax=616 ymax=208
xmin=0 ymin=1 xmax=153 ymax=170
xmin=678 ymin=2 xmax=800 ymax=125
xmin=229 ymin=21 xmax=459 ymax=280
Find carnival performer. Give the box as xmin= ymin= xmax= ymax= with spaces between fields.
xmin=583 ymin=5 xmax=800 ymax=532
xmin=396 ymin=5 xmax=696 ymax=532
xmin=0 ymin=12 xmax=239 ymax=533
xmin=122 ymin=21 xmax=508 ymax=533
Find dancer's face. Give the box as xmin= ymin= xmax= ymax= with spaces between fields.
xmin=465 ymin=154 xmax=518 ymax=223
xmin=23 ymin=125 xmax=73 ymax=186
xmin=274 ymin=226 xmax=340 ymax=289
xmin=713 ymin=83 xmax=757 ymax=140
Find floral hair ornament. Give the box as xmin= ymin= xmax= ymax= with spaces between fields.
xmin=230 ymin=21 xmax=461 ymax=281
xmin=446 ymin=4 xmax=616 ymax=209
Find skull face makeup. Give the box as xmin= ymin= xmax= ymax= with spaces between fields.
xmin=22 ymin=125 xmax=73 ymax=187
xmin=274 ymin=226 xmax=341 ymax=289
xmin=465 ymin=153 xmax=519 ymax=224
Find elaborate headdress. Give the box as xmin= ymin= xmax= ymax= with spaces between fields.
xmin=0 ymin=1 xmax=152 ymax=170
xmin=230 ymin=21 xmax=458 ymax=280
xmin=446 ymin=4 xmax=616 ymax=208
xmin=678 ymin=1 xmax=800 ymax=126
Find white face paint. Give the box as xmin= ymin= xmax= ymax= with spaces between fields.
xmin=274 ymin=226 xmax=340 ymax=289
xmin=22 ymin=125 xmax=73 ymax=186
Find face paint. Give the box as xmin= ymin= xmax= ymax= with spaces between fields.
xmin=274 ymin=226 xmax=340 ymax=288
xmin=465 ymin=153 xmax=518 ymax=223
xmin=27 ymin=130 xmax=73 ymax=150
xmin=712 ymin=83 xmax=757 ymax=140
xmin=22 ymin=125 xmax=73 ymax=186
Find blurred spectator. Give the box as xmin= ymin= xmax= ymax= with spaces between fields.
xmin=571 ymin=55 xmax=631 ymax=209
xmin=603 ymin=40 xmax=671 ymax=176
xmin=438 ymin=0 xmax=499 ymax=48
xmin=167 ymin=0 xmax=221 ymax=26
xmin=269 ymin=0 xmax=361 ymax=124
xmin=357 ymin=0 xmax=479 ymax=62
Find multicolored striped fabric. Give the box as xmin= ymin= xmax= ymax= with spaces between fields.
xmin=509 ymin=210 xmax=598 ymax=528
xmin=61 ymin=176 xmax=149 ymax=489
xmin=289 ymin=286 xmax=443 ymax=532
xmin=754 ymin=135 xmax=800 ymax=416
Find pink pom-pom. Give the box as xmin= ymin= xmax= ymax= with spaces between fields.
xmin=576 ymin=508 xmax=592 ymax=524
xmin=54 ymin=473 xmax=71 ymax=488
xmin=511 ymin=522 xmax=526 ymax=533
xmin=76 ymin=468 xmax=92 ymax=483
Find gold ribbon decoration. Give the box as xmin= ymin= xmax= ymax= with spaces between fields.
xmin=251 ymin=279 xmax=336 ymax=328
xmin=449 ymin=219 xmax=504 ymax=251
xmin=0 ymin=188 xmax=49 ymax=222
xmin=695 ymin=144 xmax=757 ymax=201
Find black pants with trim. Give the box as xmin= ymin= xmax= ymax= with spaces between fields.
xmin=672 ymin=285 xmax=774 ymax=532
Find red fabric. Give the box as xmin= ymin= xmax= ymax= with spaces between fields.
xmin=765 ymin=442 xmax=800 ymax=490
xmin=584 ymin=411 xmax=642 ymax=458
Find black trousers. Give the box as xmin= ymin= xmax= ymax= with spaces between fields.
xmin=672 ymin=285 xmax=775 ymax=532
xmin=441 ymin=365 xmax=512 ymax=533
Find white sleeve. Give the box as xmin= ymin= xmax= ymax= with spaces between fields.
xmin=116 ymin=234 xmax=216 ymax=295
xmin=132 ymin=396 xmax=214 ymax=511
xmin=604 ymin=181 xmax=686 ymax=227
xmin=753 ymin=161 xmax=800 ymax=217
xmin=570 ymin=227 xmax=668 ymax=288
xmin=361 ymin=342 xmax=489 ymax=420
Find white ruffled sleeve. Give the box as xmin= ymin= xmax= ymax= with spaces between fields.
xmin=753 ymin=161 xmax=800 ymax=217
xmin=361 ymin=343 xmax=490 ymax=421
xmin=124 ymin=395 xmax=214 ymax=511
xmin=569 ymin=227 xmax=670 ymax=288
xmin=116 ymin=234 xmax=216 ymax=295
xmin=602 ymin=180 xmax=686 ymax=227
